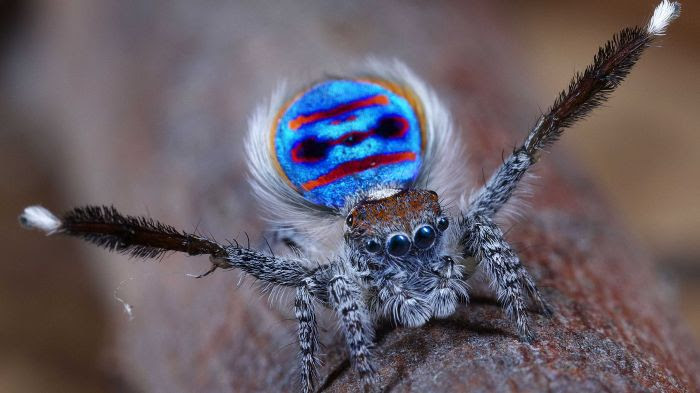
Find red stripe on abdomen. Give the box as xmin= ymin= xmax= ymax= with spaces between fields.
xmin=301 ymin=152 xmax=416 ymax=191
xmin=289 ymin=95 xmax=389 ymax=130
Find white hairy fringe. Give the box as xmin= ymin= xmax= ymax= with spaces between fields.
xmin=19 ymin=205 xmax=61 ymax=234
xmin=245 ymin=59 xmax=468 ymax=251
xmin=647 ymin=1 xmax=681 ymax=36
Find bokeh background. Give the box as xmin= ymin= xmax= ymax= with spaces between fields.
xmin=1 ymin=1 xmax=697 ymax=392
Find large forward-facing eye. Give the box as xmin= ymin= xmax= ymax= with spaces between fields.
xmin=413 ymin=225 xmax=436 ymax=249
xmin=386 ymin=233 xmax=411 ymax=257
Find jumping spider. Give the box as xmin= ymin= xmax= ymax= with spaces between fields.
xmin=20 ymin=2 xmax=680 ymax=392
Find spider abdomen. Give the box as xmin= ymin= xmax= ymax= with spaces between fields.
xmin=271 ymin=79 xmax=426 ymax=208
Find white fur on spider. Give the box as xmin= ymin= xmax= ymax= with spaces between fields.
xmin=647 ymin=1 xmax=681 ymax=36
xmin=19 ymin=206 xmax=62 ymax=235
xmin=365 ymin=187 xmax=402 ymax=201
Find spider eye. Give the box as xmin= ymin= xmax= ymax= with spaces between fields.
xmin=346 ymin=214 xmax=353 ymax=226
xmin=413 ymin=225 xmax=436 ymax=249
xmin=386 ymin=233 xmax=411 ymax=257
xmin=365 ymin=239 xmax=381 ymax=253
xmin=437 ymin=217 xmax=449 ymax=231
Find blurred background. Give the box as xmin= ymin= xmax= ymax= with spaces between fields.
xmin=1 ymin=1 xmax=697 ymax=392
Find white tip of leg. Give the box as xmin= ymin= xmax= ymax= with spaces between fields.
xmin=19 ymin=205 xmax=62 ymax=234
xmin=647 ymin=1 xmax=681 ymax=36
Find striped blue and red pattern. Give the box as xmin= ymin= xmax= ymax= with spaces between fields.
xmin=272 ymin=79 xmax=424 ymax=208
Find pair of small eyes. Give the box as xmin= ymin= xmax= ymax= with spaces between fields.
xmin=363 ymin=217 xmax=449 ymax=257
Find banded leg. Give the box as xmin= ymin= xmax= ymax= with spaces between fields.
xmin=20 ymin=205 xmax=315 ymax=286
xmin=329 ymin=275 xmax=376 ymax=387
xmin=469 ymin=4 xmax=680 ymax=217
xmin=461 ymin=213 xmax=549 ymax=341
xmin=424 ymin=256 xmax=468 ymax=319
xmin=375 ymin=272 xmax=431 ymax=327
xmin=295 ymin=283 xmax=319 ymax=393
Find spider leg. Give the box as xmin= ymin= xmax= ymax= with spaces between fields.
xmin=20 ymin=205 xmax=232 ymax=259
xmin=18 ymin=204 xmax=322 ymax=287
xmin=328 ymin=273 xmax=377 ymax=388
xmin=20 ymin=204 xmax=334 ymax=390
xmin=468 ymin=7 xmax=680 ymax=217
xmin=461 ymin=213 xmax=549 ymax=342
xmin=456 ymin=2 xmax=681 ymax=341
xmin=295 ymin=280 xmax=320 ymax=393
xmin=374 ymin=270 xmax=431 ymax=327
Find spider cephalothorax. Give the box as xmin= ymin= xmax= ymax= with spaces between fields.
xmin=19 ymin=2 xmax=681 ymax=392
xmin=344 ymin=188 xmax=457 ymax=325
xmin=345 ymin=188 xmax=445 ymax=257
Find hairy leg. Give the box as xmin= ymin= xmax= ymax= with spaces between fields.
xmin=468 ymin=4 xmax=680 ymax=217
xmin=328 ymin=274 xmax=376 ymax=388
xmin=461 ymin=213 xmax=550 ymax=341
xmin=295 ymin=282 xmax=319 ymax=393
xmin=457 ymin=1 xmax=680 ymax=341
xmin=20 ymin=205 xmax=333 ymax=389
xmin=20 ymin=205 xmax=322 ymax=286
